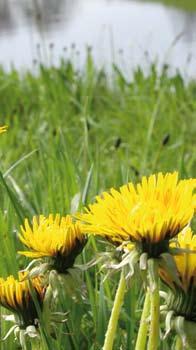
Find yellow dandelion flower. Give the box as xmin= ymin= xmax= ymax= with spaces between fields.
xmin=161 ymin=228 xmax=196 ymax=292
xmin=0 ymin=272 xmax=44 ymax=327
xmin=0 ymin=125 xmax=7 ymax=134
xmin=78 ymin=172 xmax=195 ymax=257
xmin=159 ymin=229 xmax=196 ymax=350
xmin=160 ymin=228 xmax=196 ymax=325
xmin=18 ymin=214 xmax=86 ymax=272
xmin=174 ymin=229 xmax=196 ymax=291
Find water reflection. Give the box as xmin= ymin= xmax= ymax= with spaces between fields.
xmin=167 ymin=9 xmax=196 ymax=43
xmin=21 ymin=0 xmax=77 ymax=32
xmin=1 ymin=0 xmax=196 ymax=37
xmin=0 ymin=0 xmax=196 ymax=76
xmin=0 ymin=0 xmax=15 ymax=33
xmin=0 ymin=0 xmax=78 ymax=33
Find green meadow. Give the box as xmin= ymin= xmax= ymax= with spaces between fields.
xmin=0 ymin=57 xmax=196 ymax=349
xmin=144 ymin=0 xmax=196 ymax=11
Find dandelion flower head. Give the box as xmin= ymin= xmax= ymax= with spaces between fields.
xmin=78 ymin=172 xmax=195 ymax=256
xmin=18 ymin=214 xmax=86 ymax=272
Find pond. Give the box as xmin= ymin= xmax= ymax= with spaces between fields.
xmin=0 ymin=0 xmax=196 ymax=77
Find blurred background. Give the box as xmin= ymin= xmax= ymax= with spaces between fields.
xmin=0 ymin=0 xmax=196 ymax=78
xmin=0 ymin=3 xmax=196 ymax=349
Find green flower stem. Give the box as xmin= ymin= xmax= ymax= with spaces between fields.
xmin=175 ymin=336 xmax=183 ymax=350
xmin=135 ymin=289 xmax=150 ymax=350
xmin=42 ymin=284 xmax=53 ymax=335
xmin=147 ymin=259 xmax=160 ymax=350
xmin=31 ymin=340 xmax=42 ymax=350
xmin=103 ymin=271 xmax=126 ymax=350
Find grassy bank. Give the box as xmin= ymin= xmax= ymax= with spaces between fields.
xmin=0 ymin=58 xmax=195 ymax=349
xmin=142 ymin=0 xmax=196 ymax=11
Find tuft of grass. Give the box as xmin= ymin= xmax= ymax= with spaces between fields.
xmin=0 ymin=57 xmax=195 ymax=349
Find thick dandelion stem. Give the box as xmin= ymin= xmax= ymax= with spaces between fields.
xmin=147 ymin=259 xmax=160 ymax=350
xmin=103 ymin=271 xmax=126 ymax=350
xmin=175 ymin=336 xmax=183 ymax=350
xmin=30 ymin=340 xmax=42 ymax=350
xmin=135 ymin=289 xmax=150 ymax=350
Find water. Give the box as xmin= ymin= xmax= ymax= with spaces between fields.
xmin=0 ymin=0 xmax=196 ymax=77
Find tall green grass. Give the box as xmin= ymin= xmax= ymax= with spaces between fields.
xmin=0 ymin=58 xmax=195 ymax=349
xmin=142 ymin=0 xmax=196 ymax=11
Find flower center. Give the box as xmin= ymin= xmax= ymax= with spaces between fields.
xmin=136 ymin=239 xmax=170 ymax=258
xmin=17 ymin=292 xmax=43 ymax=328
xmin=52 ymin=238 xmax=86 ymax=273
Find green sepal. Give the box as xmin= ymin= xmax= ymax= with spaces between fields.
xmin=164 ymin=310 xmax=175 ymax=338
xmin=27 ymin=262 xmax=52 ymax=280
xmin=2 ymin=325 xmax=19 ymax=341
xmin=24 ymin=325 xmax=39 ymax=339
xmin=139 ymin=252 xmax=148 ymax=271
xmin=159 ymin=252 xmax=182 ymax=288
xmin=173 ymin=316 xmax=187 ymax=347
xmin=183 ymin=319 xmax=196 ymax=349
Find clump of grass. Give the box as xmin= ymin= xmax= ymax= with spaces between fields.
xmin=0 ymin=57 xmax=195 ymax=349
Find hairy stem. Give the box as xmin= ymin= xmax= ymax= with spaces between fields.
xmin=147 ymin=259 xmax=160 ymax=350
xmin=135 ymin=289 xmax=150 ymax=350
xmin=103 ymin=271 xmax=126 ymax=350
xmin=175 ymin=336 xmax=183 ymax=350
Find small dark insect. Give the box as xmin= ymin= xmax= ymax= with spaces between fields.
xmin=162 ymin=133 xmax=170 ymax=146
xmin=130 ymin=165 xmax=140 ymax=177
xmin=114 ymin=137 xmax=122 ymax=149
xmin=87 ymin=120 xmax=91 ymax=131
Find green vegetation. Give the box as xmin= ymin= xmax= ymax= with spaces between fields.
xmin=142 ymin=0 xmax=196 ymax=12
xmin=0 ymin=56 xmax=195 ymax=349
